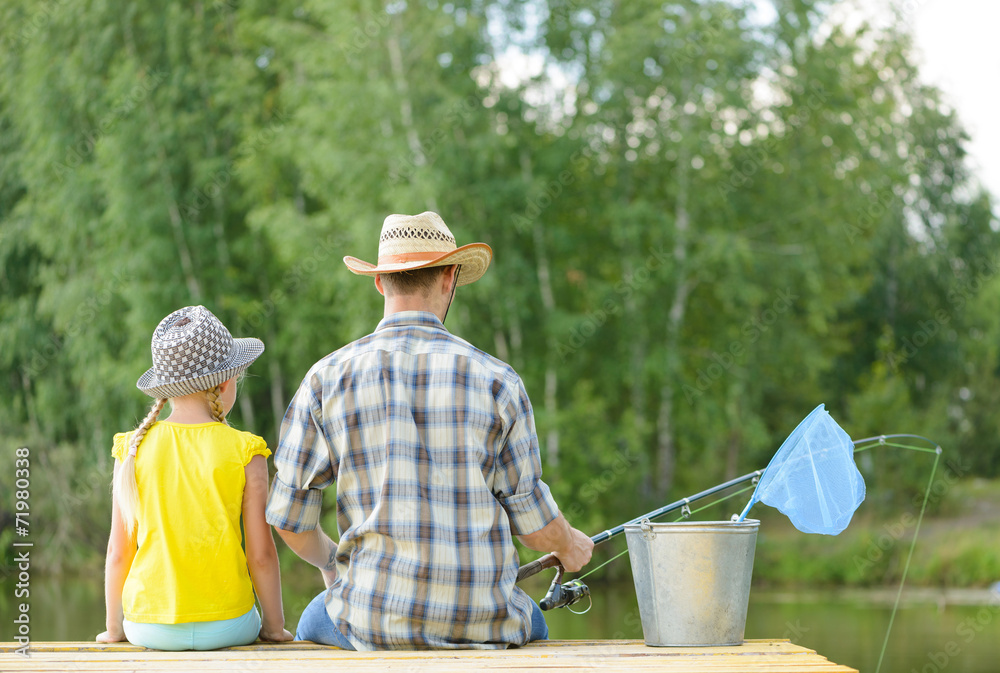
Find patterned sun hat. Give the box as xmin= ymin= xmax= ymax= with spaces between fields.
xmin=343 ymin=211 xmax=492 ymax=286
xmin=136 ymin=305 xmax=264 ymax=399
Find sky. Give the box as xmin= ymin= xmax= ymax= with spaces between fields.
xmin=909 ymin=0 xmax=1000 ymax=203
xmin=777 ymin=0 xmax=1000 ymax=203
xmin=495 ymin=0 xmax=1000 ymax=205
xmin=830 ymin=0 xmax=1000 ymax=203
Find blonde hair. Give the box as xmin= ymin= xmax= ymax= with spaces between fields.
xmin=206 ymin=384 xmax=228 ymax=425
xmin=114 ymin=384 xmax=228 ymax=537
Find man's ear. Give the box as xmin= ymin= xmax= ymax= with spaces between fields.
xmin=375 ymin=274 xmax=386 ymax=297
xmin=440 ymin=265 xmax=457 ymax=293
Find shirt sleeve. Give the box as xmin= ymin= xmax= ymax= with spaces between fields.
xmin=492 ymin=374 xmax=559 ymax=536
xmin=265 ymin=371 xmax=336 ymax=533
xmin=243 ymin=433 xmax=272 ymax=465
xmin=111 ymin=432 xmax=132 ymax=462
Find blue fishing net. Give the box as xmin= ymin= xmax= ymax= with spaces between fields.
xmin=737 ymin=404 xmax=865 ymax=535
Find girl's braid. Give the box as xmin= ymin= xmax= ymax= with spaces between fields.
xmin=129 ymin=398 xmax=166 ymax=456
xmin=208 ymin=385 xmax=227 ymax=424
xmin=116 ymin=398 xmax=166 ymax=538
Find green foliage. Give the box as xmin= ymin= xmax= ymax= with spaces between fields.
xmin=753 ymin=516 xmax=1000 ymax=589
xmin=1 ymin=0 xmax=998 ymax=580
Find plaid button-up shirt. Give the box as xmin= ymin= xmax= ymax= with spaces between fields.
xmin=265 ymin=311 xmax=559 ymax=650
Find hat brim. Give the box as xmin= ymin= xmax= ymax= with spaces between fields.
xmin=136 ymin=337 xmax=264 ymax=399
xmin=343 ymin=243 xmax=492 ymax=287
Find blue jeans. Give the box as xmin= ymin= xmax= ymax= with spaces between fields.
xmin=295 ymin=591 xmax=549 ymax=648
xmin=123 ymin=606 xmax=261 ymax=650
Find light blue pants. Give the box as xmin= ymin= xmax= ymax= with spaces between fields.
xmin=123 ymin=606 xmax=261 ymax=650
xmin=295 ymin=590 xmax=548 ymax=648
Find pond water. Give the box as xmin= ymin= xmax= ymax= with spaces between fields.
xmin=3 ymin=574 xmax=999 ymax=672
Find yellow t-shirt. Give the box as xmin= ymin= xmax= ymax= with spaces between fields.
xmin=111 ymin=421 xmax=271 ymax=624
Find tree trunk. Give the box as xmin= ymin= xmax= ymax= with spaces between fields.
xmin=616 ymin=124 xmax=650 ymax=497
xmin=656 ymin=275 xmax=691 ymax=497
xmin=387 ymin=25 xmax=438 ymax=212
xmin=626 ymin=291 xmax=652 ymax=498
xmin=238 ymin=393 xmax=256 ymax=431
xmin=725 ymin=430 xmax=740 ymax=481
xmin=268 ymin=327 xmax=286 ymax=431
xmin=656 ymin=79 xmax=694 ymax=498
xmin=122 ymin=16 xmax=203 ymax=302
xmin=724 ymin=389 xmax=742 ymax=480
xmin=493 ymin=320 xmax=511 ymax=364
xmin=21 ymin=369 xmax=41 ymax=437
xmin=520 ymin=149 xmax=560 ymax=466
xmin=505 ymin=295 xmax=524 ymax=372
xmin=157 ymin=150 xmax=204 ymax=302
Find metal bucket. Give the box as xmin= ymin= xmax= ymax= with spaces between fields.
xmin=624 ymin=519 xmax=759 ymax=647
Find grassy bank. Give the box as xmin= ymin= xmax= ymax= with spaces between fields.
xmin=751 ymin=477 xmax=1000 ymax=589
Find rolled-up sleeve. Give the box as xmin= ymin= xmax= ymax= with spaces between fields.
xmin=493 ymin=376 xmax=559 ymax=536
xmin=265 ymin=373 xmax=335 ymax=533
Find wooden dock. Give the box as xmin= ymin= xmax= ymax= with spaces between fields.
xmin=1 ymin=639 xmax=857 ymax=671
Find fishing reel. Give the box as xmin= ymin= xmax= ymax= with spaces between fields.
xmin=539 ymin=566 xmax=591 ymax=613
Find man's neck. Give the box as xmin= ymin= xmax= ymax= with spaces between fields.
xmin=383 ymin=296 xmax=445 ymax=322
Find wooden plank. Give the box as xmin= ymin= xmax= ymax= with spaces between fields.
xmin=0 ymin=639 xmax=858 ymax=672
xmin=0 ymin=664 xmax=851 ymax=670
xmin=0 ymin=661 xmax=855 ymax=667
xmin=0 ymin=639 xmax=816 ymax=654
xmin=5 ymin=661 xmax=857 ymax=673
xmin=0 ymin=661 xmax=858 ymax=672
xmin=0 ymin=662 xmax=859 ymax=672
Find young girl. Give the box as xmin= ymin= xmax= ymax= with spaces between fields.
xmin=97 ymin=305 xmax=293 ymax=649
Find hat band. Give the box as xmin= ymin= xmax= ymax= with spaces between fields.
xmin=377 ymin=251 xmax=453 ymax=266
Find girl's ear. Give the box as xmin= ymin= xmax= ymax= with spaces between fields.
xmin=218 ymin=377 xmax=236 ymax=394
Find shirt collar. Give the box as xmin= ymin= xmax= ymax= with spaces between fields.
xmin=375 ymin=311 xmax=449 ymax=333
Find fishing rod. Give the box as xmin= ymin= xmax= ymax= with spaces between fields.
xmin=517 ymin=469 xmax=764 ymax=610
xmin=522 ymin=434 xmax=938 ymax=611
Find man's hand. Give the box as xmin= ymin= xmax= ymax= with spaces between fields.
xmin=517 ymin=512 xmax=594 ymax=573
xmin=551 ymin=526 xmax=594 ymax=573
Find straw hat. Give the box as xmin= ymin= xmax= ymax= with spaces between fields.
xmin=343 ymin=212 xmax=492 ymax=286
xmin=136 ymin=305 xmax=264 ymax=399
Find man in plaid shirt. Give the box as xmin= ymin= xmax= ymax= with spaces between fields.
xmin=266 ymin=213 xmax=593 ymax=650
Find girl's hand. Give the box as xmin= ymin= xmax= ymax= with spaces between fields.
xmin=259 ymin=626 xmax=294 ymax=642
xmin=96 ymin=629 xmax=127 ymax=643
